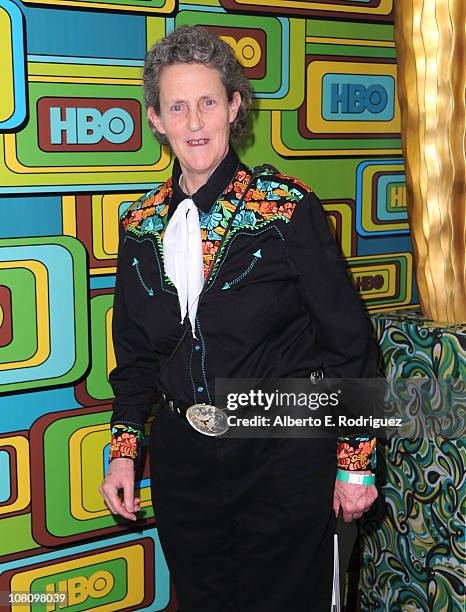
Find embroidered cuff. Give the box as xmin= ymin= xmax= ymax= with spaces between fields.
xmin=337 ymin=437 xmax=376 ymax=472
xmin=109 ymin=423 xmax=144 ymax=462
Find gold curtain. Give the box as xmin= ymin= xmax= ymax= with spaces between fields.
xmin=394 ymin=0 xmax=466 ymax=323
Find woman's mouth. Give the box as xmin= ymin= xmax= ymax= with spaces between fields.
xmin=187 ymin=139 xmax=209 ymax=146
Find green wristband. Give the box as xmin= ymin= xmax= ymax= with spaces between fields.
xmin=336 ymin=469 xmax=375 ymax=486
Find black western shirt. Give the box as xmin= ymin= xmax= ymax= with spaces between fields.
xmin=108 ymin=148 xmax=377 ymax=470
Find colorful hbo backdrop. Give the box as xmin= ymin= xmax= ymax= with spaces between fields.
xmin=1 ymin=0 xmax=447 ymax=610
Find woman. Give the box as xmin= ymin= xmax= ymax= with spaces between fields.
xmin=99 ymin=25 xmax=378 ymax=611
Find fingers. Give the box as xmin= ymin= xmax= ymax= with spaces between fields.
xmin=113 ymin=492 xmax=136 ymax=520
xmin=334 ymin=482 xmax=378 ymax=522
xmin=100 ymin=483 xmax=133 ymax=520
xmin=341 ymin=508 xmax=364 ymax=522
xmin=99 ymin=488 xmax=139 ymax=519
xmin=122 ymin=479 xmax=137 ymax=521
xmin=99 ymin=483 xmax=124 ymax=516
xmin=98 ymin=467 xmax=139 ymax=521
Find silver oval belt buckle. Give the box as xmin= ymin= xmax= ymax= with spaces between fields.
xmin=185 ymin=403 xmax=229 ymax=436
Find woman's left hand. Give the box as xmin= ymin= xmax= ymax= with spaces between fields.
xmin=333 ymin=471 xmax=378 ymax=522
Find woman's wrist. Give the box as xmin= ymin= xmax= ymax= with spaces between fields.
xmin=336 ymin=469 xmax=375 ymax=486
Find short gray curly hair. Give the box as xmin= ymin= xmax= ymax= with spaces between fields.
xmin=143 ymin=25 xmax=252 ymax=145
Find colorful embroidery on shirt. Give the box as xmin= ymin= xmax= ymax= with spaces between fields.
xmin=201 ymin=239 xmax=221 ymax=279
xmin=337 ymin=437 xmax=376 ymax=471
xmin=206 ymin=175 xmax=306 ymax=285
xmin=242 ymin=177 xmax=303 ymax=221
xmin=120 ymin=167 xmax=310 ymax=286
xmin=122 ymin=178 xmax=172 ymax=235
xmin=109 ymin=423 xmax=144 ymax=461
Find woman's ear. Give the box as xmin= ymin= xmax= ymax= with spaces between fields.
xmin=229 ymin=91 xmax=242 ymax=123
xmin=147 ymin=106 xmax=165 ymax=135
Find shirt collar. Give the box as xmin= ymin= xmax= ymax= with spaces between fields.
xmin=170 ymin=146 xmax=239 ymax=216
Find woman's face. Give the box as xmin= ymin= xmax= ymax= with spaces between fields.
xmin=147 ymin=62 xmax=241 ymax=189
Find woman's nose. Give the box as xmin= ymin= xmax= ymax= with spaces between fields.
xmin=187 ymin=108 xmax=203 ymax=131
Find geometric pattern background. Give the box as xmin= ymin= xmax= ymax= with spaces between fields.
xmin=0 ymin=0 xmax=423 ymax=610
xmin=363 ymin=311 xmax=466 ymax=612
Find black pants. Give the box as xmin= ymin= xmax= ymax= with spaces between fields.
xmin=150 ymin=399 xmax=337 ymax=612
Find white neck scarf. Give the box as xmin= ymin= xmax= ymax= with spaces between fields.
xmin=163 ymin=196 xmax=204 ymax=338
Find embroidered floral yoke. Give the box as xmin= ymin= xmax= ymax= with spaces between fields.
xmin=109 ymin=148 xmax=377 ymax=472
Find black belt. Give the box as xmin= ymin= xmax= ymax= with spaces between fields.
xmin=160 ymin=369 xmax=324 ymax=419
xmin=161 ymin=392 xmax=190 ymax=418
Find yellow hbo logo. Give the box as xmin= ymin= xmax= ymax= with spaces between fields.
xmin=220 ymin=35 xmax=261 ymax=68
xmin=46 ymin=570 xmax=114 ymax=609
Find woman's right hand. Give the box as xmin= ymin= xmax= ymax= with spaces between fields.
xmin=99 ymin=457 xmax=141 ymax=521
